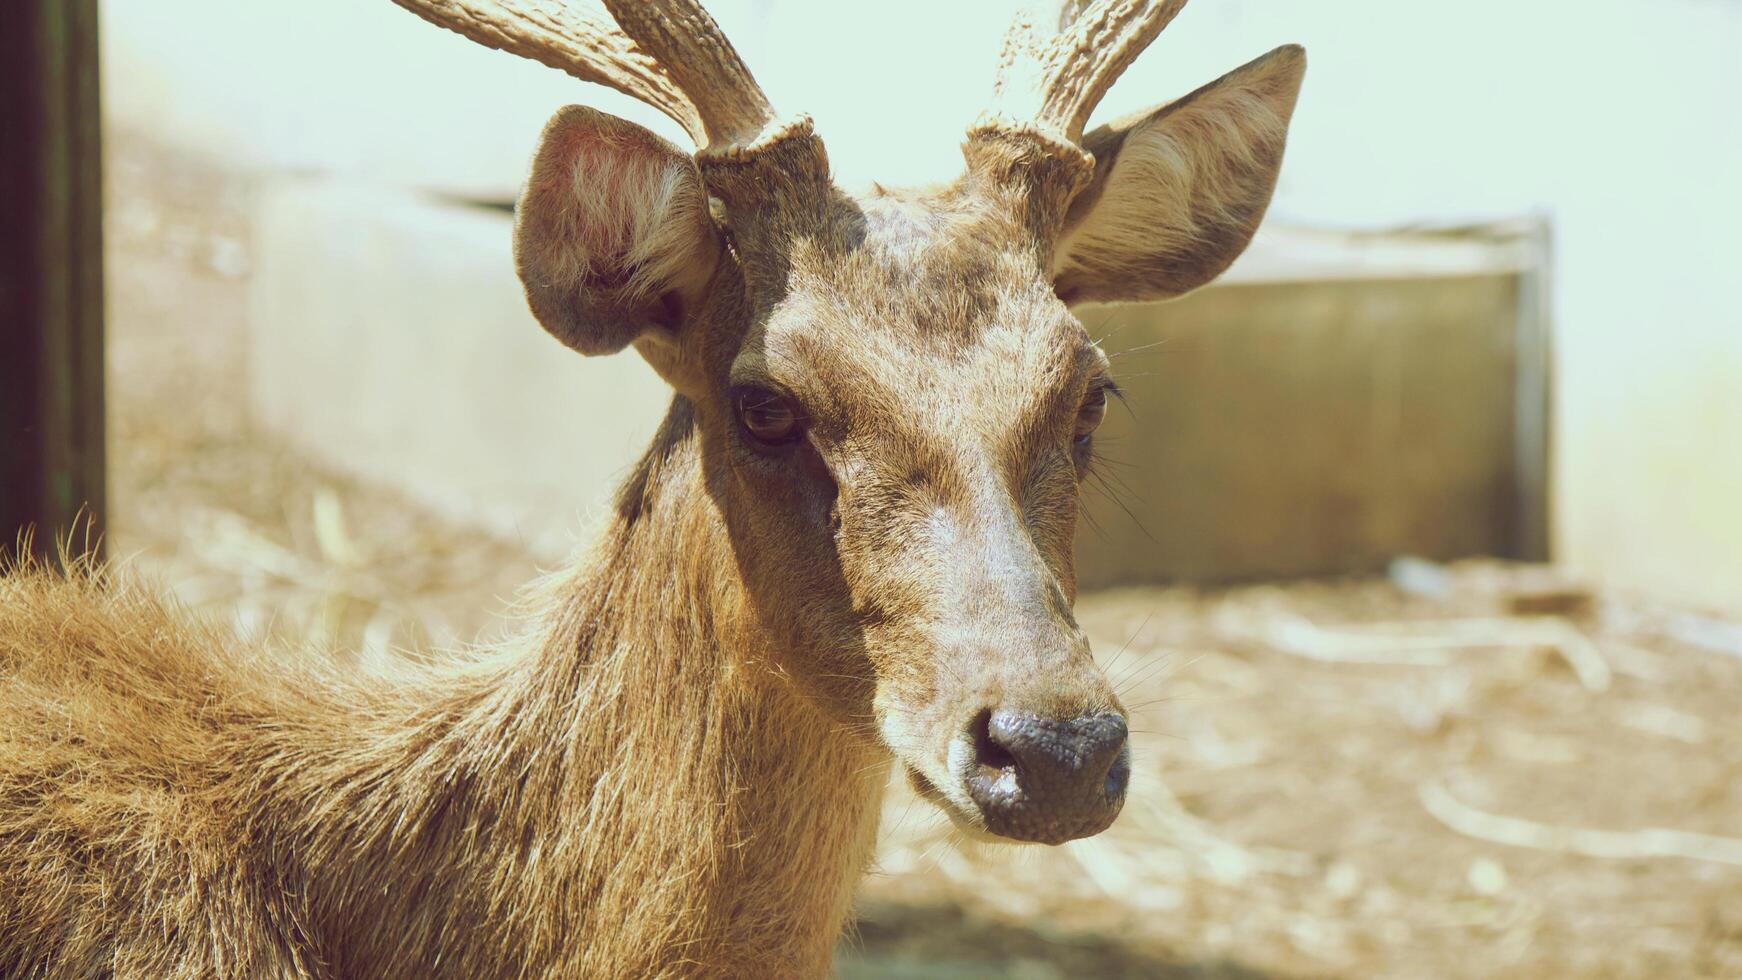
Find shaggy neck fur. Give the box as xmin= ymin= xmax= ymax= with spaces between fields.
xmin=247 ymin=401 xmax=888 ymax=977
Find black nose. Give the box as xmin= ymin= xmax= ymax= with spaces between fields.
xmin=964 ymin=708 xmax=1130 ymax=844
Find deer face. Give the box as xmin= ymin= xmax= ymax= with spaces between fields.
xmin=462 ymin=1 xmax=1303 ymax=844
xmin=714 ymin=192 xmax=1128 ymax=845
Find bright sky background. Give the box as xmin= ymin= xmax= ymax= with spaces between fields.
xmin=103 ymin=0 xmax=1740 ymax=222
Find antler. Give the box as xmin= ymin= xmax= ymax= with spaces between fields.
xmin=388 ymin=0 xmax=779 ymax=151
xmin=977 ymin=0 xmax=1189 ymax=146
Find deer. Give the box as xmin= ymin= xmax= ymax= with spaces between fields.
xmin=0 ymin=0 xmax=1304 ymax=976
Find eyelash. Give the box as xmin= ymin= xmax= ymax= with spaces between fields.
xmin=1074 ymin=376 xmax=1119 ymax=446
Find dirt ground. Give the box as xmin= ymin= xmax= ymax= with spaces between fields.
xmin=103 ymin=132 xmax=1742 ymax=979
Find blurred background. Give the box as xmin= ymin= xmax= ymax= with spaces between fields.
xmin=6 ymin=0 xmax=1741 ymax=976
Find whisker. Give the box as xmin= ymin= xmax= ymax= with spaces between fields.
xmin=1097 ymin=611 xmax=1155 ymax=682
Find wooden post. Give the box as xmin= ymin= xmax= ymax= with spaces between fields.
xmin=0 ymin=0 xmax=106 ymax=564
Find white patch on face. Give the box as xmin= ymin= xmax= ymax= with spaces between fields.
xmin=912 ymin=457 xmax=1068 ymax=690
xmin=927 ymin=505 xmax=976 ymax=632
xmin=978 ymin=514 xmax=1030 ymax=604
xmin=969 ymin=471 xmax=1054 ymax=621
xmin=926 ymin=505 xmax=960 ymax=548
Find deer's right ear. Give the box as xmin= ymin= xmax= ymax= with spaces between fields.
xmin=514 ymin=105 xmax=722 ymax=357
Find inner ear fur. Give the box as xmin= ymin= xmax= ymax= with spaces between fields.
xmin=514 ymin=104 xmax=723 ymax=357
xmin=1052 ymin=44 xmax=1306 ymax=307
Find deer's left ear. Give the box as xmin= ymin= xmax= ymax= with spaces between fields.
xmin=1051 ymin=45 xmax=1306 ymax=306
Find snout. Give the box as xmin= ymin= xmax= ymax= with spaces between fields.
xmin=958 ymin=706 xmax=1130 ymax=845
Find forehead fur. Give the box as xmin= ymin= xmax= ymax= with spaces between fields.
xmin=800 ymin=185 xmax=1049 ymax=342
xmin=733 ymin=184 xmax=1100 ymax=432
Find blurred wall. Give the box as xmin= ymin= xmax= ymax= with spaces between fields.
xmin=104 ymin=0 xmax=1742 ymax=611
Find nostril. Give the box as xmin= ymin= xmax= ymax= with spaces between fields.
xmin=1104 ymin=752 xmax=1131 ymax=799
xmin=969 ymin=707 xmax=1018 ymax=776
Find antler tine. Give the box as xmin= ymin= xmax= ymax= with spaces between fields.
xmin=981 ymin=0 xmax=1189 ymax=146
xmin=599 ymin=0 xmax=779 ymax=152
xmin=389 ymin=0 xmax=779 ymax=152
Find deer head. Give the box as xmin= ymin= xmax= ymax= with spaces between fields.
xmin=393 ymin=0 xmax=1304 ymax=845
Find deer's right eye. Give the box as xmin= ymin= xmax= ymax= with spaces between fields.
xmin=731 ymin=386 xmax=807 ymax=451
xmin=1074 ymin=377 xmax=1116 ymax=445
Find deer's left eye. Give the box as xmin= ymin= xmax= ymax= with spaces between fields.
xmin=732 ymin=385 xmax=807 ymax=451
xmin=1075 ymin=379 xmax=1113 ymax=444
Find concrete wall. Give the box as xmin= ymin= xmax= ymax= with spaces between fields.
xmin=1076 ymin=272 xmax=1526 ymax=589
xmin=248 ymin=183 xmax=669 ymax=559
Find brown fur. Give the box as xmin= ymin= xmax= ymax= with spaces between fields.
xmin=2 ymin=419 xmax=883 ymax=978
xmin=0 ymin=4 xmax=1305 ymax=976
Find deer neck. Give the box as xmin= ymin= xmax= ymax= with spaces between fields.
xmin=274 ymin=398 xmax=890 ymax=977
